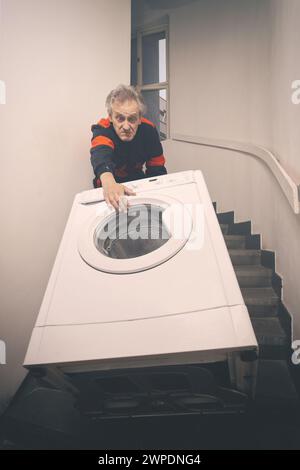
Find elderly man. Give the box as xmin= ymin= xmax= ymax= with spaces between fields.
xmin=90 ymin=84 xmax=167 ymax=209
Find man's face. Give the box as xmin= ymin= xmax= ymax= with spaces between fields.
xmin=110 ymin=99 xmax=141 ymax=142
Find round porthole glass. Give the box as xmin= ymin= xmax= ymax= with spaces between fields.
xmin=94 ymin=204 xmax=170 ymax=259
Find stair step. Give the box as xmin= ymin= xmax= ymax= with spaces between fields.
xmin=220 ymin=224 xmax=229 ymax=235
xmin=224 ymin=235 xmax=246 ymax=249
xmin=251 ymin=317 xmax=288 ymax=359
xmin=229 ymin=249 xmax=261 ymax=265
xmin=228 ymin=221 xmax=251 ymax=236
xmin=217 ymin=211 xmax=234 ymax=224
xmin=241 ymin=287 xmax=280 ymax=316
xmin=234 ymin=265 xmax=272 ymax=287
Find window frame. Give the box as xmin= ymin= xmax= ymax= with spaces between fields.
xmin=134 ymin=23 xmax=170 ymax=139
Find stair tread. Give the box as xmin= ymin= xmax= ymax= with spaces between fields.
xmin=234 ymin=265 xmax=272 ymax=275
xmin=241 ymin=287 xmax=279 ymax=305
xmin=229 ymin=249 xmax=261 ymax=255
xmin=223 ymin=234 xmax=246 ymax=249
xmin=220 ymin=223 xmax=229 ymax=234
xmin=251 ymin=317 xmax=287 ymax=345
xmin=235 ymin=266 xmax=273 ymax=287
xmin=224 ymin=235 xmax=245 ymax=240
xmin=217 ymin=211 xmax=234 ymax=224
xmin=229 ymin=250 xmax=261 ymax=266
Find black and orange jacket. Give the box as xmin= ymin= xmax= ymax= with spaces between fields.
xmin=90 ymin=117 xmax=167 ymax=187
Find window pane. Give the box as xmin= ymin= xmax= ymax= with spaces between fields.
xmin=142 ymin=31 xmax=166 ymax=85
xmin=142 ymin=89 xmax=167 ymax=140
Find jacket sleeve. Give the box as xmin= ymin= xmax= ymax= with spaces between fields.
xmin=145 ymin=126 xmax=167 ymax=178
xmin=90 ymin=124 xmax=116 ymax=178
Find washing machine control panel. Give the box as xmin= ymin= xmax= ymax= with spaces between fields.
xmin=127 ymin=171 xmax=194 ymax=191
xmin=79 ymin=171 xmax=195 ymax=204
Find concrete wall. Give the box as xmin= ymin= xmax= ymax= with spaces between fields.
xmin=0 ymin=0 xmax=131 ymax=413
xmin=134 ymin=0 xmax=300 ymax=338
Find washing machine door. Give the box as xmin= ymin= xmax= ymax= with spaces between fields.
xmin=78 ymin=195 xmax=193 ymax=274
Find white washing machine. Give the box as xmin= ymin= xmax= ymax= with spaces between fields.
xmin=24 ymin=170 xmax=258 ymax=411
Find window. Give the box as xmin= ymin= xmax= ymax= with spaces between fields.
xmin=131 ymin=25 xmax=169 ymax=140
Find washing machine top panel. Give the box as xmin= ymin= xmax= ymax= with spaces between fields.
xmin=35 ymin=171 xmax=244 ymax=328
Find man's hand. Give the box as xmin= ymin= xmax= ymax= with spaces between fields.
xmin=100 ymin=172 xmax=136 ymax=210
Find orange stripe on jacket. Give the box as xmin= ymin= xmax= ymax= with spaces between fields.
xmin=141 ymin=117 xmax=155 ymax=127
xmin=97 ymin=118 xmax=111 ymax=128
xmin=91 ymin=135 xmax=114 ymax=149
xmin=146 ymin=154 xmax=165 ymax=167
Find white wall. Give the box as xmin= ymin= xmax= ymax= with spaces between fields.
xmin=268 ymin=0 xmax=300 ymax=182
xmin=170 ymin=0 xmax=272 ymax=144
xmin=0 ymin=0 xmax=131 ymax=413
xmin=168 ymin=0 xmax=300 ymax=182
xmin=134 ymin=0 xmax=300 ymax=338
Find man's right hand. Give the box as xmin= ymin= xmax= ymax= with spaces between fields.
xmin=100 ymin=172 xmax=136 ymax=210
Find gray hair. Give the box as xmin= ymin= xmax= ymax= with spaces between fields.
xmin=105 ymin=84 xmax=146 ymax=117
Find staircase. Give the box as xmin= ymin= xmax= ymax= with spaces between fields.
xmin=214 ymin=204 xmax=290 ymax=361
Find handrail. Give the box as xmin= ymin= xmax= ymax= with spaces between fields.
xmin=172 ymin=134 xmax=300 ymax=215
